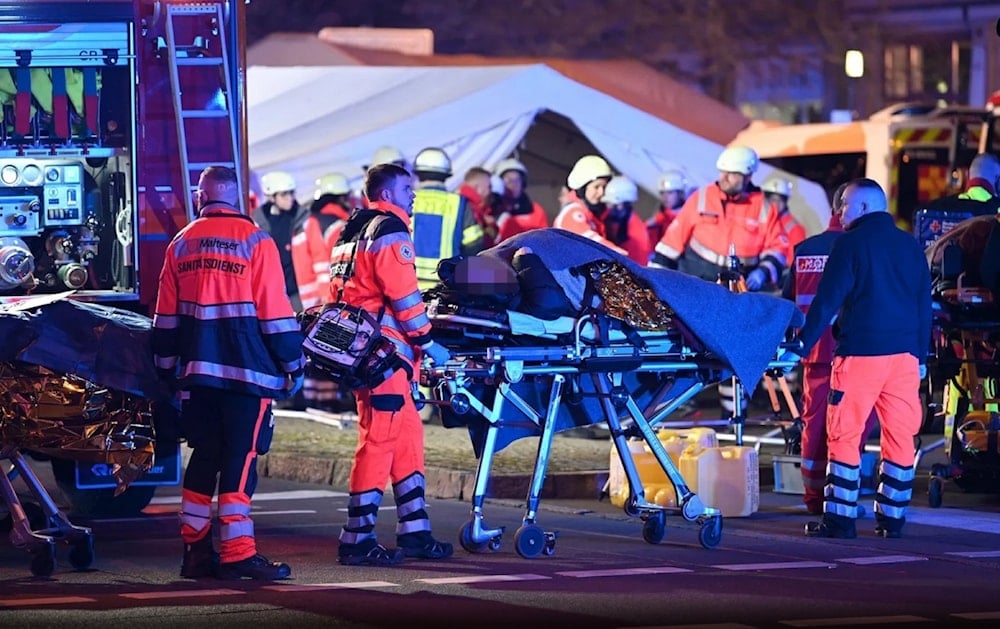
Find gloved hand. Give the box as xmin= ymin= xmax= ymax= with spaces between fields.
xmin=775 ymin=345 xmax=803 ymax=375
xmin=745 ymin=268 xmax=768 ymax=291
xmin=919 ymin=363 xmax=927 ymax=380
xmin=422 ymin=341 xmax=452 ymax=366
xmin=285 ymin=372 xmax=304 ymax=397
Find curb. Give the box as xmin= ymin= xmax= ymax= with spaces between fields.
xmin=260 ymin=451 xmax=779 ymax=501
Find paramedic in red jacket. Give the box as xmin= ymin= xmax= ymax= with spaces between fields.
xmin=153 ymin=166 xmax=305 ymax=581
xmin=601 ymin=175 xmax=651 ymax=265
xmin=553 ymin=155 xmax=628 ymax=256
xmin=328 ymin=162 xmax=454 ymax=566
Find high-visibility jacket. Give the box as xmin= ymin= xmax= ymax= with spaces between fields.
xmin=329 ymin=200 xmax=433 ymax=364
xmin=651 ymin=183 xmax=787 ymax=283
xmin=412 ymin=183 xmax=485 ymax=290
xmin=646 ymin=207 xmax=680 ymax=252
xmin=252 ymin=202 xmax=330 ymax=310
xmin=606 ymin=210 xmax=651 ymax=266
xmin=923 ymin=178 xmax=1000 ymax=216
xmin=552 ymin=194 xmax=627 ymax=256
xmin=311 ymin=194 xmax=352 ymax=254
xmin=152 ymin=203 xmax=306 ymax=399
xmin=779 ymin=208 xmax=807 ymax=263
xmin=492 ymin=193 xmax=549 ymax=245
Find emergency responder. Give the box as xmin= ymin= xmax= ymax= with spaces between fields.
xmin=553 ymin=155 xmax=628 ymax=255
xmin=762 ymin=177 xmax=807 ymax=266
xmin=365 ymin=145 xmax=407 ymax=170
xmin=923 ymin=153 xmax=1000 ymax=216
xmin=646 ymin=169 xmax=688 ymax=247
xmin=791 ymin=178 xmax=930 ymax=539
xmin=649 ymin=146 xmax=787 ymax=290
xmin=458 ymin=166 xmax=497 ymax=247
xmin=329 ymin=162 xmax=454 ymax=566
xmin=153 ymin=165 xmax=304 ymax=581
xmin=490 ymin=158 xmax=549 ymax=245
xmin=311 ymin=172 xmax=353 ymax=253
xmin=253 ymin=171 xmax=330 ymax=312
xmin=305 ymin=172 xmax=355 ymax=414
xmin=782 ymin=182 xmax=878 ymax=515
xmin=411 ymin=147 xmax=485 ymax=290
xmin=601 ymin=175 xmax=651 ymax=265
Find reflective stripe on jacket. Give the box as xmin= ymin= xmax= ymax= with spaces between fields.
xmin=654 ymin=183 xmax=787 ymax=282
xmin=412 ymin=185 xmax=484 ymax=290
xmin=553 ymin=195 xmax=627 ymax=255
xmin=152 ymin=203 xmax=306 ymax=398
xmin=329 ymin=201 xmax=433 ymax=357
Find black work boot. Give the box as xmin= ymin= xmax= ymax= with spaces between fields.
xmin=397 ymin=531 xmax=454 ymax=560
xmin=875 ymin=514 xmax=905 ymax=539
xmin=180 ymin=534 xmax=220 ymax=579
xmin=338 ymin=540 xmax=405 ymax=566
xmin=804 ymin=513 xmax=857 ymax=539
xmin=215 ymin=553 xmax=291 ymax=580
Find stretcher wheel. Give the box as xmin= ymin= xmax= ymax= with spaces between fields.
xmin=514 ymin=524 xmax=546 ymax=559
xmin=642 ymin=511 xmax=666 ymax=545
xmin=928 ymin=476 xmax=944 ymax=509
xmin=68 ymin=536 xmax=95 ymax=571
xmin=459 ymin=521 xmax=491 ymax=554
xmin=698 ymin=516 xmax=723 ymax=549
xmin=31 ymin=543 xmax=56 ymax=577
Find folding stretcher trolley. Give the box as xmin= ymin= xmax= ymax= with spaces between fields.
xmin=414 ymin=231 xmax=802 ymax=558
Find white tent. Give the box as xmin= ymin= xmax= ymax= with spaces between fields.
xmin=247 ymin=63 xmax=831 ymax=234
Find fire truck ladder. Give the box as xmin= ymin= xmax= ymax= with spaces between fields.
xmin=162 ymin=1 xmax=243 ymax=220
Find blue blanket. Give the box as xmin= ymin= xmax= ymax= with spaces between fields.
xmin=482 ymin=229 xmax=803 ymax=392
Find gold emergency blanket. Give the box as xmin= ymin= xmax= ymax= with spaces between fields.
xmin=0 ymin=362 xmax=154 ymax=495
xmin=587 ymin=261 xmax=675 ymax=330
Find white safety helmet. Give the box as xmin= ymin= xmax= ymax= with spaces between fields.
xmin=260 ymin=171 xmax=296 ymax=196
xmin=313 ymin=173 xmax=350 ymax=199
xmin=601 ymin=176 xmax=639 ymax=205
xmin=369 ymin=145 xmax=405 ymax=168
xmin=413 ymin=147 xmax=453 ymax=177
xmin=762 ymin=178 xmax=793 ymax=198
xmin=567 ymin=155 xmax=613 ymax=190
xmin=715 ymin=146 xmax=759 ymax=175
xmin=494 ymin=158 xmax=527 ymax=178
xmin=490 ymin=174 xmax=505 ymax=195
xmin=658 ymin=170 xmax=687 ymax=192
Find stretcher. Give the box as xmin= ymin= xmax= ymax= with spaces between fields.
xmin=0 ymin=293 xmax=173 ymax=576
xmin=417 ymin=232 xmax=802 ymax=557
xmin=922 ymin=215 xmax=1000 ymax=507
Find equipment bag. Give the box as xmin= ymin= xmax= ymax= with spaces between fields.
xmin=300 ymin=303 xmax=405 ymax=390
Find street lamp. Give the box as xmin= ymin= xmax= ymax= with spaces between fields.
xmin=845 ymin=49 xmax=864 ymax=79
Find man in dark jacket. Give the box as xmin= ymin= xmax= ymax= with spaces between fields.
xmin=792 ymin=178 xmax=931 ymax=540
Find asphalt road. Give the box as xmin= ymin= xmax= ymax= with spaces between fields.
xmin=3 ymin=460 xmax=1000 ymax=628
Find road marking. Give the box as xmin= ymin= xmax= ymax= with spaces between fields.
xmin=336 ymin=506 xmax=396 ymax=513
xmin=779 ymin=616 xmax=931 ymax=626
xmin=148 ymin=489 xmax=347 ymax=506
xmin=836 ymin=555 xmax=928 ymax=565
xmin=119 ymin=589 xmax=245 ymax=600
xmin=905 ymin=507 xmax=1000 ymax=534
xmin=557 ymin=566 xmax=693 ymax=578
xmin=952 ymin=611 xmax=1000 ymax=620
xmin=415 ymin=574 xmax=550 ymax=585
xmin=251 ymin=510 xmax=317 ymax=516
xmin=712 ymin=561 xmax=835 ymax=571
xmin=0 ymin=596 xmax=95 ymax=607
xmin=944 ymin=550 xmax=1000 ymax=558
xmin=263 ymin=581 xmax=399 ymax=592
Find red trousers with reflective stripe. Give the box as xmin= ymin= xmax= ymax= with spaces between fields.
xmin=800 ymin=362 xmax=878 ymax=507
xmin=349 ymin=363 xmax=424 ymax=493
xmin=827 ymin=354 xmax=921 ymax=468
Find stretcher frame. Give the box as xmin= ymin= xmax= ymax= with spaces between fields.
xmin=1 ymin=446 xmax=94 ymax=576
xmin=422 ymin=309 xmax=799 ymax=557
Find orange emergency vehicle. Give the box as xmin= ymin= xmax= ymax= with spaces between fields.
xmin=730 ymin=104 xmax=986 ymax=231
xmin=0 ymin=0 xmax=248 ymax=515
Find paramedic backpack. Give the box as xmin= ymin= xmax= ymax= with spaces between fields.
xmin=300 ymin=209 xmax=407 ymax=389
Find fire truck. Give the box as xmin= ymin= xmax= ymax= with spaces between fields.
xmin=0 ymin=0 xmax=249 ymax=515
xmin=730 ymin=104 xmax=988 ymax=231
